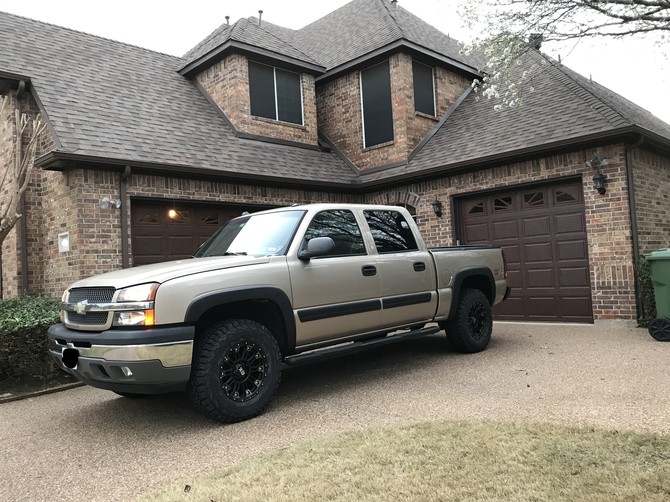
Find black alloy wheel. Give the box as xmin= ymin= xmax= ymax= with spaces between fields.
xmin=220 ymin=340 xmax=268 ymax=402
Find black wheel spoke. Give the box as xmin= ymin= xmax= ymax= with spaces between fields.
xmin=218 ymin=339 xmax=268 ymax=402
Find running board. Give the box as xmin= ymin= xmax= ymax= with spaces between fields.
xmin=283 ymin=326 xmax=441 ymax=366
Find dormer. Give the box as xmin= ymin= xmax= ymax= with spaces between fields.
xmin=179 ymin=17 xmax=325 ymax=146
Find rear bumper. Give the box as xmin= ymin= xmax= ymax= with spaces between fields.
xmin=47 ymin=323 xmax=194 ymax=394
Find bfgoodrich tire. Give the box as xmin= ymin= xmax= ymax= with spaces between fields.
xmin=445 ymin=288 xmax=493 ymax=353
xmin=188 ymin=319 xmax=281 ymax=423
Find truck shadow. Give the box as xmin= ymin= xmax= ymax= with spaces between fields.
xmin=67 ymin=332 xmax=511 ymax=433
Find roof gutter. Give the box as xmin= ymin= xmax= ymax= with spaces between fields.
xmin=626 ymin=134 xmax=645 ymax=322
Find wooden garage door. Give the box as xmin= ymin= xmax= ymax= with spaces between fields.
xmin=131 ymin=201 xmax=265 ymax=266
xmin=459 ymin=180 xmax=593 ymax=322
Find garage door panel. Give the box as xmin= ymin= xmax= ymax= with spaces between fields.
xmin=555 ymin=212 xmax=585 ymax=234
xmin=525 ymin=242 xmax=553 ymax=263
xmin=527 ymin=268 xmax=555 ymax=288
xmin=557 ymin=240 xmax=587 ymax=261
xmin=459 ymin=179 xmax=592 ymax=322
xmin=523 ymin=216 xmax=551 ymax=237
xmin=134 ymin=236 xmax=162 ymax=254
xmin=464 ymin=222 xmax=490 ymax=242
xmin=167 ymin=236 xmax=197 ymax=256
xmin=559 ymin=267 xmax=590 ymax=287
xmin=492 ymin=220 xmax=518 ymax=239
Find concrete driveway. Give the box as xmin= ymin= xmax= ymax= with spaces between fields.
xmin=1 ymin=323 xmax=667 ymax=501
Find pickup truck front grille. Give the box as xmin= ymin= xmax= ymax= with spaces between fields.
xmin=68 ymin=287 xmax=115 ymax=303
xmin=65 ymin=312 xmax=110 ymax=326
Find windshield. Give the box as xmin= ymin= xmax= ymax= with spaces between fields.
xmin=194 ymin=210 xmax=306 ymax=258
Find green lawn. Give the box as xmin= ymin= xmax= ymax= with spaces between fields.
xmin=141 ymin=421 xmax=670 ymax=502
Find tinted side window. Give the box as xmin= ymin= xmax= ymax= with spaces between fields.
xmin=303 ymin=210 xmax=366 ymax=257
xmin=364 ymin=210 xmax=418 ymax=253
xmin=361 ymin=61 xmax=394 ymax=148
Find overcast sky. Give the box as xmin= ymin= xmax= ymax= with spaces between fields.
xmin=2 ymin=0 xmax=669 ymax=124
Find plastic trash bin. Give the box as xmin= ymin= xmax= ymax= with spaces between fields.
xmin=646 ymin=248 xmax=670 ymax=341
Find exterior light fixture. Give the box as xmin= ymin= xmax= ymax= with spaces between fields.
xmin=99 ymin=197 xmax=121 ymax=209
xmin=168 ymin=208 xmax=178 ymax=219
xmin=431 ymin=198 xmax=443 ymax=217
xmin=592 ymin=171 xmax=607 ymax=195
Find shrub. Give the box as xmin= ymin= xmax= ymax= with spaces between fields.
xmin=636 ymin=256 xmax=656 ymax=328
xmin=0 ymin=295 xmax=60 ymax=381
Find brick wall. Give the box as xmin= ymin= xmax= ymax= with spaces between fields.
xmin=365 ymin=143 xmax=638 ymax=321
xmin=196 ymin=54 xmax=318 ymax=145
xmin=317 ymin=52 xmax=471 ymax=169
xmin=29 ymin=170 xmax=363 ymax=295
xmin=633 ymin=148 xmax=670 ymax=254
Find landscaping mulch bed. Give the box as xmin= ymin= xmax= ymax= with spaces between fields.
xmin=0 ymin=370 xmax=82 ymax=403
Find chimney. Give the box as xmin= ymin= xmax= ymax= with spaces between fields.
xmin=225 ymin=16 xmax=230 ymax=25
xmin=258 ymin=10 xmax=263 ymax=26
xmin=529 ymin=33 xmax=543 ymax=49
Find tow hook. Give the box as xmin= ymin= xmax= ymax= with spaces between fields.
xmin=62 ymin=348 xmax=79 ymax=369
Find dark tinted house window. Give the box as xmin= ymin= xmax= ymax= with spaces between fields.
xmin=303 ymin=210 xmax=366 ymax=257
xmin=361 ymin=61 xmax=393 ymax=148
xmin=364 ymin=210 xmax=418 ymax=253
xmin=248 ymin=61 xmax=302 ymax=124
xmin=413 ymin=60 xmax=435 ymax=116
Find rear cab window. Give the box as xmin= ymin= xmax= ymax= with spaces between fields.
xmin=363 ymin=210 xmax=418 ymax=253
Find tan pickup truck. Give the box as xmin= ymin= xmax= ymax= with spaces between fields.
xmin=48 ymin=204 xmax=509 ymax=422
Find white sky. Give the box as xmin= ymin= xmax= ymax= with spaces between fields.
xmin=1 ymin=0 xmax=669 ymax=124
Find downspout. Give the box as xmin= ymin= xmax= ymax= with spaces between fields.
xmin=16 ymin=81 xmax=29 ymax=295
xmin=625 ymin=134 xmax=644 ymax=321
xmin=120 ymin=165 xmax=131 ymax=268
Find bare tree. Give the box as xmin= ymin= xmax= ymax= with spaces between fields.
xmin=460 ymin=0 xmax=669 ymax=107
xmin=0 ymin=94 xmax=46 ymax=246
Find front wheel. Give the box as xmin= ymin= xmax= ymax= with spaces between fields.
xmin=189 ymin=319 xmax=281 ymax=423
xmin=445 ymin=288 xmax=493 ymax=353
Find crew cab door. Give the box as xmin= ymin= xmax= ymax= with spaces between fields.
xmin=363 ymin=209 xmax=437 ymax=329
xmin=288 ymin=209 xmax=381 ymax=346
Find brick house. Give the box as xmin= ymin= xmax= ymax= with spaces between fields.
xmin=1 ymin=0 xmax=669 ymax=324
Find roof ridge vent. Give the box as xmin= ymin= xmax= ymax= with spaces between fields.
xmin=225 ymin=16 xmax=230 ymax=25
xmin=391 ymin=0 xmax=398 ymax=7
xmin=258 ymin=10 xmax=263 ymax=26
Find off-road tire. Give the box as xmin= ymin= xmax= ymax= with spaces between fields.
xmin=445 ymin=288 xmax=492 ymax=353
xmin=188 ymin=319 xmax=281 ymax=423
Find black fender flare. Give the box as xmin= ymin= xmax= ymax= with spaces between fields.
xmin=447 ymin=267 xmax=495 ymax=321
xmin=185 ymin=286 xmax=296 ymax=352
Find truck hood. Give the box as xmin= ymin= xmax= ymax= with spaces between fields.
xmin=68 ymin=256 xmax=271 ymax=289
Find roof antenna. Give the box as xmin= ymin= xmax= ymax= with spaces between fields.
xmin=225 ymin=16 xmax=230 ymax=25
xmin=258 ymin=10 xmax=263 ymax=26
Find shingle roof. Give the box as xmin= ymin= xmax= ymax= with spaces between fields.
xmin=181 ymin=17 xmax=321 ymax=72
xmin=184 ymin=0 xmax=480 ymax=74
xmin=0 ymin=11 xmax=354 ymax=186
xmin=359 ymin=49 xmax=670 ymax=184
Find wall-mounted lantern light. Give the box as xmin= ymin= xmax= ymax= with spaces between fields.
xmin=58 ymin=232 xmax=70 ymax=253
xmin=585 ymin=153 xmax=608 ymax=195
xmin=99 ymin=197 xmax=121 ymax=209
xmin=592 ymin=171 xmax=607 ymax=195
xmin=431 ymin=198 xmax=443 ymax=217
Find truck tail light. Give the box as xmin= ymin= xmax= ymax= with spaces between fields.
xmin=502 ymin=250 xmax=509 ymax=279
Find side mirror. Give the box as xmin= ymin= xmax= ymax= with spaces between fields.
xmin=298 ymin=237 xmax=335 ymax=261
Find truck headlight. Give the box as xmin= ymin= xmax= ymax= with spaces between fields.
xmin=113 ymin=283 xmax=159 ymax=326
xmin=116 ymin=283 xmax=159 ymax=302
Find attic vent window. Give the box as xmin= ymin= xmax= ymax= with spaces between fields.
xmin=248 ymin=61 xmax=303 ymax=125
xmin=360 ymin=60 xmax=394 ymax=148
xmin=412 ymin=60 xmax=435 ymax=116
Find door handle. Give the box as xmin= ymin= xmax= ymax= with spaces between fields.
xmin=361 ymin=265 xmax=377 ymax=276
xmin=413 ymin=262 xmax=426 ymax=272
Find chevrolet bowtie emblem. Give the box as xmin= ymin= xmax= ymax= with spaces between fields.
xmin=75 ymin=300 xmax=89 ymax=315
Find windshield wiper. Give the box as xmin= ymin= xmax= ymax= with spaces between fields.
xmin=222 ymin=251 xmax=248 ymax=256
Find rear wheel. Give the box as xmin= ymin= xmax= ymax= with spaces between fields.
xmin=445 ymin=288 xmax=492 ymax=353
xmin=189 ymin=319 xmax=281 ymax=423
